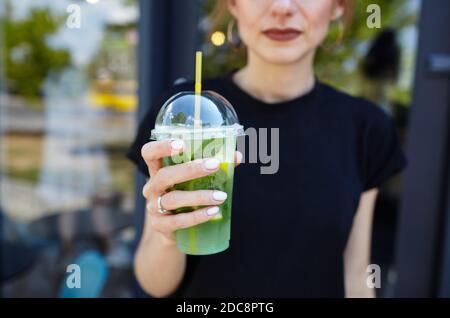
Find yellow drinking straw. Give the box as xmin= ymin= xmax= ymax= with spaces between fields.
xmin=194 ymin=51 xmax=202 ymax=129
xmin=189 ymin=51 xmax=203 ymax=254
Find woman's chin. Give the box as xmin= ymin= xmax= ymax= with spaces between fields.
xmin=258 ymin=48 xmax=310 ymax=65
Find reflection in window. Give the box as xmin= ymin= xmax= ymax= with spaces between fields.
xmin=1 ymin=0 xmax=138 ymax=297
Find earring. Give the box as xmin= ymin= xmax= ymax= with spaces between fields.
xmin=227 ymin=19 xmax=242 ymax=50
xmin=322 ymin=19 xmax=345 ymax=51
xmin=334 ymin=19 xmax=345 ymax=47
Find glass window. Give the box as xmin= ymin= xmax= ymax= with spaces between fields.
xmin=1 ymin=0 xmax=138 ymax=297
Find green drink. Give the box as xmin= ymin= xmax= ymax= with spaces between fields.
xmin=162 ymin=136 xmax=236 ymax=255
xmin=151 ymin=91 xmax=244 ymax=255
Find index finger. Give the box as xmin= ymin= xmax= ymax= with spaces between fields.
xmin=141 ymin=139 xmax=185 ymax=176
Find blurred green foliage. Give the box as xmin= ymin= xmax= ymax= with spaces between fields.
xmin=0 ymin=1 xmax=71 ymax=100
xmin=201 ymin=0 xmax=419 ymax=107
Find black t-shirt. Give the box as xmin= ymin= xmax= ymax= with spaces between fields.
xmin=127 ymin=70 xmax=407 ymax=297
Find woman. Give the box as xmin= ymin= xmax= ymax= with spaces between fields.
xmin=127 ymin=0 xmax=407 ymax=298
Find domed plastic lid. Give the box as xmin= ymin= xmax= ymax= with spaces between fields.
xmin=151 ymin=91 xmax=244 ymax=140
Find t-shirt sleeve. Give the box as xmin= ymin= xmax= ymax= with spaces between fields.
xmin=362 ymin=108 xmax=408 ymax=191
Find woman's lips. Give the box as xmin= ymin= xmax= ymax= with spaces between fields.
xmin=263 ymin=28 xmax=302 ymax=42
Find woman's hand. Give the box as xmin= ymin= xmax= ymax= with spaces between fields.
xmin=141 ymin=139 xmax=242 ymax=245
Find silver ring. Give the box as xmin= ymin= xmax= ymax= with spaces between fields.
xmin=157 ymin=195 xmax=170 ymax=214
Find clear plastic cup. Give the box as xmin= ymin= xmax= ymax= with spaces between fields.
xmin=151 ymin=91 xmax=244 ymax=255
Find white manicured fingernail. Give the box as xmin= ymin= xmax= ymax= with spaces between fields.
xmin=171 ymin=140 xmax=184 ymax=150
xmin=213 ymin=191 xmax=227 ymax=201
xmin=204 ymin=158 xmax=220 ymax=170
xmin=206 ymin=206 xmax=219 ymax=216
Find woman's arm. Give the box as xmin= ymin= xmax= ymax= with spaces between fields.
xmin=134 ymin=208 xmax=187 ymax=298
xmin=343 ymin=188 xmax=379 ymax=298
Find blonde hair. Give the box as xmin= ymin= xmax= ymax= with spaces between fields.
xmin=208 ymin=0 xmax=356 ymax=45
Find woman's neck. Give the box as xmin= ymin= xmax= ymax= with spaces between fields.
xmin=233 ymin=49 xmax=316 ymax=104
